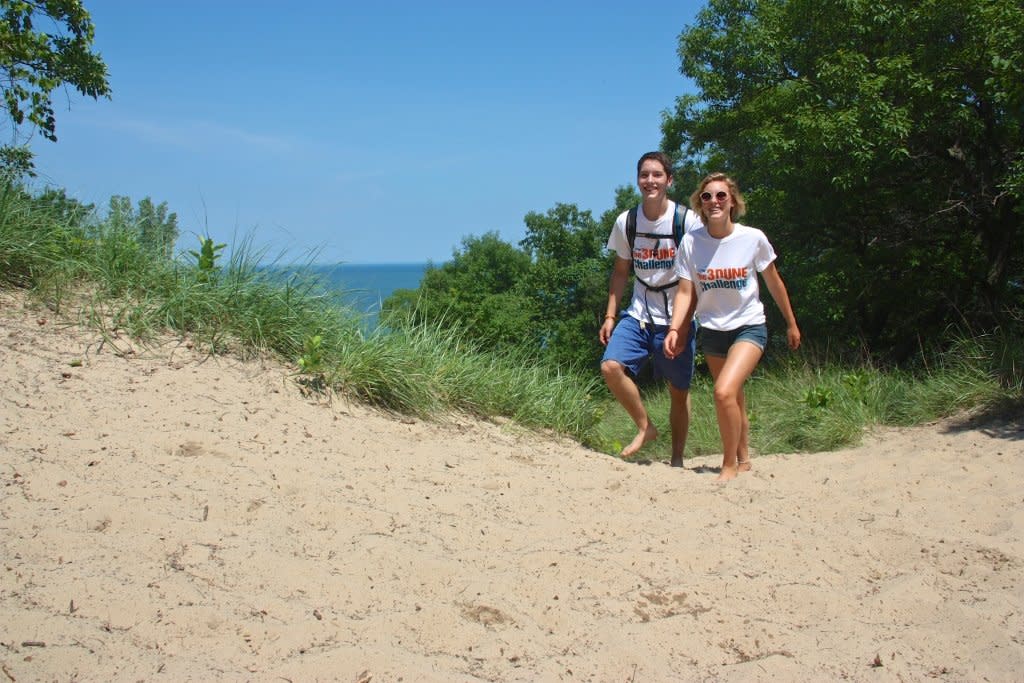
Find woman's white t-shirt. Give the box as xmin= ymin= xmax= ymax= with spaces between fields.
xmin=675 ymin=223 xmax=777 ymax=331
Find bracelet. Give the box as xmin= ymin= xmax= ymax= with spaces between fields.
xmin=604 ymin=315 xmax=616 ymax=320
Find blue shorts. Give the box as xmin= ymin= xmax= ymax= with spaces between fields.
xmin=602 ymin=314 xmax=696 ymax=391
xmin=699 ymin=323 xmax=768 ymax=357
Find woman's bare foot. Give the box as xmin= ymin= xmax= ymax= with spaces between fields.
xmin=716 ymin=463 xmax=739 ymax=482
xmin=737 ymin=459 xmax=752 ymax=472
xmin=621 ymin=423 xmax=657 ymax=458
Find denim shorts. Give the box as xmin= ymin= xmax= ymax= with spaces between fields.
xmin=699 ymin=323 xmax=768 ymax=357
xmin=602 ymin=314 xmax=697 ymax=390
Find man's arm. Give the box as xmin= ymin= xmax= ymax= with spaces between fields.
xmin=599 ymin=256 xmax=631 ymax=345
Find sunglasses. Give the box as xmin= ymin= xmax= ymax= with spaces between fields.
xmin=700 ymin=190 xmax=729 ymax=203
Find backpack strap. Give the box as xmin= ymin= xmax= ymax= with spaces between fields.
xmin=672 ymin=203 xmax=688 ymax=246
xmin=624 ymin=202 xmax=689 ymax=326
xmin=626 ymin=207 xmax=639 ymax=251
xmin=627 ymin=202 xmax=688 ymax=256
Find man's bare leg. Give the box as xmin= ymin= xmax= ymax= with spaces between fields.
xmin=601 ymin=360 xmax=657 ymax=457
xmin=668 ymin=384 xmax=691 ymax=467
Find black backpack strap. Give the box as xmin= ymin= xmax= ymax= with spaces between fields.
xmin=629 ymin=203 xmax=687 ymax=249
xmin=625 ymin=207 xmax=638 ymax=252
xmin=624 ymin=204 xmax=684 ymax=325
xmin=628 ymin=203 xmax=685 ymax=286
xmin=672 ymin=203 xmax=688 ymax=246
xmin=642 ymin=280 xmax=679 ymax=292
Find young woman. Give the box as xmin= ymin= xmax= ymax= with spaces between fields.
xmin=664 ymin=173 xmax=800 ymax=481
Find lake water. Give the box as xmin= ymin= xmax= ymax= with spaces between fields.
xmin=309 ymin=262 xmax=430 ymax=324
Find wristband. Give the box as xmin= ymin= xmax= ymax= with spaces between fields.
xmin=604 ymin=315 xmax=616 ymax=320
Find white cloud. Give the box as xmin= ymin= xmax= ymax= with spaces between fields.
xmin=93 ymin=114 xmax=301 ymax=156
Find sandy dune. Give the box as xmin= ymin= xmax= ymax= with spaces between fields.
xmin=2 ymin=290 xmax=1022 ymax=682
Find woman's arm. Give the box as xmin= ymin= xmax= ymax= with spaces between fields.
xmin=760 ymin=262 xmax=801 ymax=350
xmin=663 ymin=278 xmax=696 ymax=358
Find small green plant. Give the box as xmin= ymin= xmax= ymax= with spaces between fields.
xmin=842 ymin=370 xmax=871 ymax=402
xmin=804 ymin=385 xmax=834 ymax=409
xmin=297 ymin=334 xmax=327 ymax=394
xmin=189 ymin=236 xmax=226 ymax=280
xmin=298 ymin=334 xmax=324 ymax=373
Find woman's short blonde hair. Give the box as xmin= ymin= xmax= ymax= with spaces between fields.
xmin=690 ymin=172 xmax=747 ymax=224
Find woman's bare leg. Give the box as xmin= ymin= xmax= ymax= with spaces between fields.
xmin=704 ymin=342 xmax=763 ymax=481
xmin=737 ymin=389 xmax=751 ymax=471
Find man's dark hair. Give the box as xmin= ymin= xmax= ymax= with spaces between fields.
xmin=636 ymin=151 xmax=674 ymax=177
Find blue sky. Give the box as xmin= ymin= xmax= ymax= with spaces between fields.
xmin=29 ymin=1 xmax=704 ymax=264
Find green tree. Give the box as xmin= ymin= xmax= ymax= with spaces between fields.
xmin=384 ymin=190 xmax=654 ymax=370
xmin=518 ymin=203 xmax=609 ymax=368
xmin=137 ymin=196 xmax=179 ymax=259
xmin=663 ymin=0 xmax=1023 ymax=358
xmin=106 ymin=194 xmax=132 ymax=231
xmin=1 ymin=0 xmax=111 ymax=176
xmin=30 ymin=186 xmax=93 ymax=224
xmin=382 ymin=231 xmax=538 ymax=351
xmin=106 ymin=195 xmax=180 ymax=258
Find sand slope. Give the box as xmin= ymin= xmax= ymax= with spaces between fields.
xmin=2 ymin=290 xmax=1022 ymax=682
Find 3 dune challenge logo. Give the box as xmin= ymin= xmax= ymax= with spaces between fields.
xmin=698 ymin=267 xmax=750 ymax=291
xmin=632 ymin=246 xmax=676 ymax=271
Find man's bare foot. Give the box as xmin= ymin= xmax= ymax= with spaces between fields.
xmin=621 ymin=423 xmax=657 ymax=458
xmin=737 ymin=459 xmax=752 ymax=472
xmin=715 ymin=464 xmax=739 ymax=482
xmin=670 ymin=454 xmax=684 ymax=468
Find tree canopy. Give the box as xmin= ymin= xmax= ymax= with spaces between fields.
xmin=383 ymin=195 xmax=634 ymax=370
xmin=107 ymin=195 xmax=180 ymax=260
xmin=663 ymin=0 xmax=1023 ymax=358
xmin=1 ymin=0 xmax=110 ymax=175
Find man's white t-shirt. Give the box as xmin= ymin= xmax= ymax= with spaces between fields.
xmin=675 ymin=223 xmax=777 ymax=331
xmin=607 ymin=201 xmax=703 ymax=326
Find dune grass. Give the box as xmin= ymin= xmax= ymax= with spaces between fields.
xmin=0 ymin=184 xmax=604 ymax=442
xmin=2 ymin=183 xmax=1020 ymax=456
xmin=597 ymin=330 xmax=1022 ymax=462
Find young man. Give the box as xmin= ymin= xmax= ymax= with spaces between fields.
xmin=599 ymin=152 xmax=702 ymax=465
